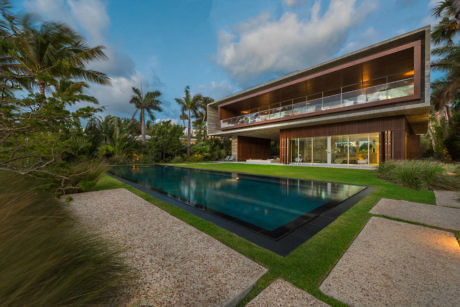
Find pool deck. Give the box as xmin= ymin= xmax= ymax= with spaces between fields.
xmin=247 ymin=279 xmax=329 ymax=307
xmin=320 ymin=217 xmax=460 ymax=306
xmin=68 ymin=188 xmax=267 ymax=306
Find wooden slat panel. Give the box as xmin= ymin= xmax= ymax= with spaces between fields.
xmin=237 ymin=136 xmax=271 ymax=161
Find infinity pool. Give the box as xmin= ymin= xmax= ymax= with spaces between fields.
xmin=110 ymin=165 xmax=365 ymax=240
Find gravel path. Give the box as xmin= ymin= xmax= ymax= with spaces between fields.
xmin=320 ymin=217 xmax=460 ymax=306
xmin=68 ymin=188 xmax=266 ymax=306
xmin=247 ymin=279 xmax=328 ymax=307
xmin=370 ymin=198 xmax=460 ymax=230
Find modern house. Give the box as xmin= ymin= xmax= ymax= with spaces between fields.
xmin=207 ymin=27 xmax=430 ymax=166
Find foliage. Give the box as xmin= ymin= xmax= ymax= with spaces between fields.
xmin=429 ymin=1 xmax=460 ymax=161
xmin=0 ymin=173 xmax=132 ymax=305
xmin=0 ymin=2 xmax=109 ymax=193
xmin=147 ymin=120 xmax=185 ymax=162
xmin=445 ymin=110 xmax=460 ymax=160
xmin=377 ymin=160 xmax=459 ymax=190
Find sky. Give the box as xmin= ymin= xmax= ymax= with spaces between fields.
xmin=14 ymin=0 xmax=441 ymax=123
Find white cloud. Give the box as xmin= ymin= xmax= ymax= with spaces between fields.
xmin=23 ymin=0 xmax=151 ymax=117
xmin=155 ymin=118 xmax=178 ymax=125
xmin=283 ymin=0 xmax=310 ymax=8
xmin=216 ymin=0 xmax=377 ymax=86
xmin=199 ymin=80 xmax=234 ymax=100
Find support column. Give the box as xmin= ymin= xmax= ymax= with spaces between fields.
xmin=231 ymin=136 xmax=238 ymax=161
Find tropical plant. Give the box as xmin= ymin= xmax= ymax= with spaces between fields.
xmin=0 ymin=11 xmax=109 ymax=98
xmin=147 ymin=120 xmax=185 ymax=161
xmin=129 ymin=87 xmax=162 ymax=143
xmin=432 ymin=0 xmax=459 ymax=46
xmin=175 ymin=86 xmax=202 ymax=156
xmin=193 ymin=96 xmax=214 ymax=141
xmin=52 ymin=79 xmax=98 ymax=105
xmin=429 ymin=0 xmax=460 ymax=160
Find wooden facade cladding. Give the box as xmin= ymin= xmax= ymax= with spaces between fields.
xmin=279 ymin=116 xmax=414 ymax=164
xmin=217 ymin=40 xmax=422 ymax=130
xmin=237 ymin=136 xmax=271 ymax=161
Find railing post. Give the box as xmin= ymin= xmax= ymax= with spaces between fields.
xmin=321 ymin=92 xmax=324 ymax=109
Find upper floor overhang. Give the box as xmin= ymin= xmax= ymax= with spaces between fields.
xmin=207 ymin=26 xmax=431 ymax=137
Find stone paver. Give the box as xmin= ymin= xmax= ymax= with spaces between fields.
xmin=435 ymin=190 xmax=460 ymax=209
xmin=247 ymin=279 xmax=329 ymax=307
xmin=370 ymin=198 xmax=460 ymax=230
xmin=68 ymin=188 xmax=267 ymax=306
xmin=320 ymin=217 xmax=460 ymax=306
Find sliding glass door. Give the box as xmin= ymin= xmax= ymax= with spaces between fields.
xmin=289 ymin=133 xmax=380 ymax=165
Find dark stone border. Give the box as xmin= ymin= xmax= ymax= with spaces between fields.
xmin=108 ymin=169 xmax=373 ymax=256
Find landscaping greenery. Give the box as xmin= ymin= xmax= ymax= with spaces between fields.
xmin=94 ymin=163 xmax=435 ymax=306
xmin=0 ymin=173 xmax=132 ymax=305
xmin=377 ymin=160 xmax=459 ymax=190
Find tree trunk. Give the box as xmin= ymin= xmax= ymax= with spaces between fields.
xmin=37 ymin=81 xmax=46 ymax=102
xmin=187 ymin=108 xmax=191 ymax=157
xmin=141 ymin=109 xmax=146 ymax=144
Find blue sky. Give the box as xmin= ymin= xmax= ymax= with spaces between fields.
xmin=16 ymin=0 xmax=439 ymax=122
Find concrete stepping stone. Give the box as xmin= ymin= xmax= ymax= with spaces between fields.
xmin=320 ymin=217 xmax=460 ymax=306
xmin=248 ymin=279 xmax=329 ymax=307
xmin=434 ymin=190 xmax=460 ymax=209
xmin=69 ymin=188 xmax=267 ymax=306
xmin=370 ymin=198 xmax=460 ymax=231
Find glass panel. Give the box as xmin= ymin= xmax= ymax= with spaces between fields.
xmin=349 ymin=134 xmax=370 ymax=165
xmin=290 ymin=139 xmax=298 ymax=163
xmin=369 ymin=133 xmax=379 ymax=165
xmin=299 ymin=138 xmax=312 ymax=163
xmin=313 ymin=136 xmax=328 ymax=163
xmin=331 ymin=135 xmax=348 ymax=164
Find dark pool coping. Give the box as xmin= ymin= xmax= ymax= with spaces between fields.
xmin=108 ymin=169 xmax=374 ymax=257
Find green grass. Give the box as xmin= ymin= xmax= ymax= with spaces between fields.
xmin=94 ymin=163 xmax=435 ymax=306
xmin=0 ymin=173 xmax=132 ymax=306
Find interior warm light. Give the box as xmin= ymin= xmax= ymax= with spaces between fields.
xmin=241 ymin=110 xmax=250 ymax=114
xmin=403 ymin=70 xmax=414 ymax=77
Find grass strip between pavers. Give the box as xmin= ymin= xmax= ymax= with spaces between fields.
xmin=93 ymin=163 xmax=435 ymax=306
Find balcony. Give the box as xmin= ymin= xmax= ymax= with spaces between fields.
xmin=220 ymin=77 xmax=415 ymax=129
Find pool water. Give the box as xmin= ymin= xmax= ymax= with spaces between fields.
xmin=110 ymin=165 xmax=365 ymax=236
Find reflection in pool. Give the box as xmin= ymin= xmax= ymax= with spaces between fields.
xmin=110 ymin=165 xmax=365 ymax=236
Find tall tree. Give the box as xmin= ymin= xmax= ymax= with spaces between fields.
xmin=429 ymin=0 xmax=460 ymax=157
xmin=129 ymin=87 xmax=162 ymax=143
xmin=0 ymin=12 xmax=109 ymax=99
xmin=193 ymin=96 xmax=214 ymax=141
xmin=175 ymin=86 xmax=202 ymax=157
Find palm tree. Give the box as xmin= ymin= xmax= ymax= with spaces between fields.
xmin=432 ymin=0 xmax=459 ymax=46
xmin=175 ymin=86 xmax=202 ymax=156
xmin=1 ymin=13 xmax=109 ymax=98
xmin=51 ymin=79 xmax=98 ymax=105
xmin=129 ymin=87 xmax=162 ymax=143
xmin=193 ymin=96 xmax=214 ymax=141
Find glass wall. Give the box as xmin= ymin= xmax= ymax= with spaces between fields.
xmin=331 ymin=135 xmax=348 ymax=164
xmin=290 ymin=133 xmax=380 ymax=165
xmin=313 ymin=137 xmax=328 ymax=163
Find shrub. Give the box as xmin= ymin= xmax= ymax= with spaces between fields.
xmin=171 ymin=156 xmax=185 ymax=163
xmin=377 ymin=160 xmax=459 ymax=190
xmin=0 ymin=173 xmax=132 ymax=305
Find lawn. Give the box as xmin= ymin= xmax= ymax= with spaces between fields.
xmin=94 ymin=163 xmax=434 ymax=306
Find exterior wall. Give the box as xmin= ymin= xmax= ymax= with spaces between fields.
xmin=279 ymin=116 xmax=412 ymax=164
xmin=407 ymin=134 xmax=421 ymax=159
xmin=207 ymin=105 xmax=219 ymax=135
xmin=237 ymin=136 xmax=271 ymax=161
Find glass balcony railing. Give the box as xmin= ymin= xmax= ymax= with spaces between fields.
xmin=220 ymin=77 xmax=415 ymax=128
